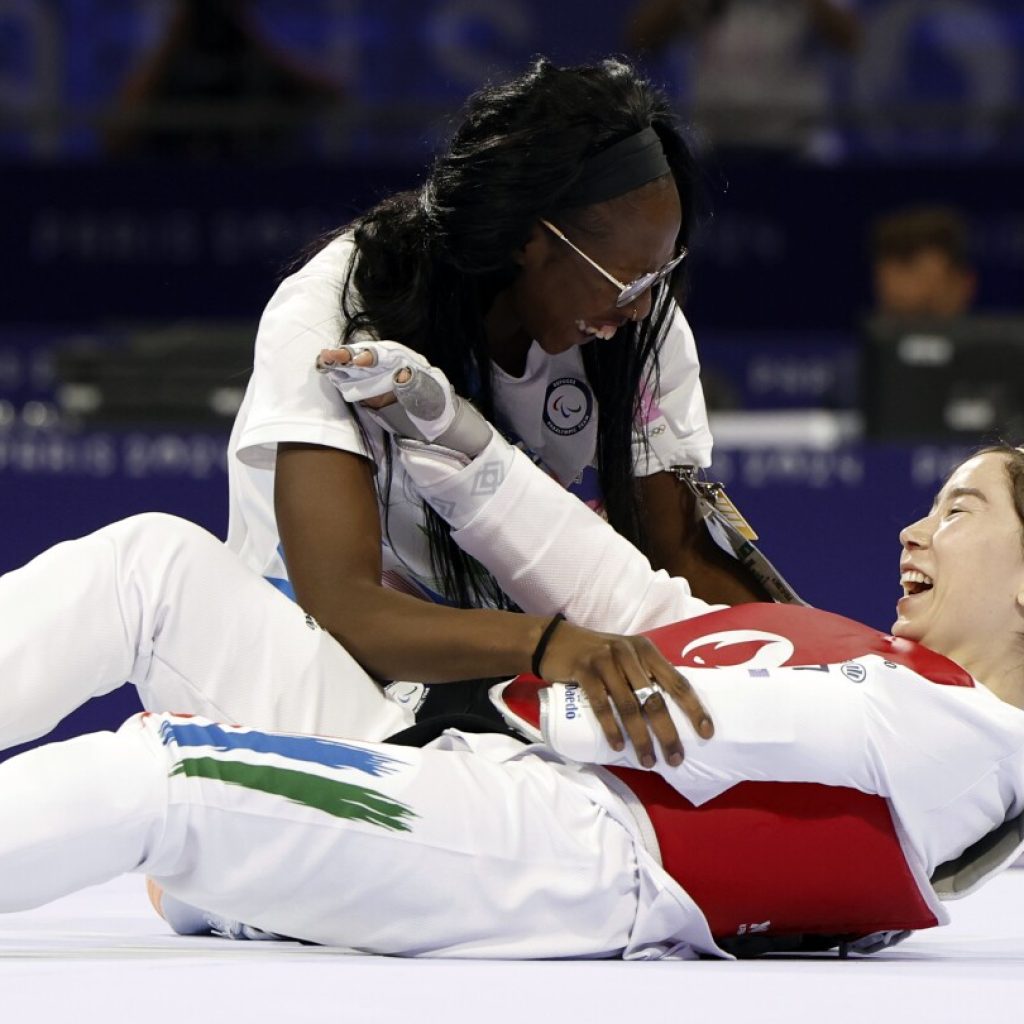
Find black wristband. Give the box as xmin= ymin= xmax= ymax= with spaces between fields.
xmin=531 ymin=613 xmax=566 ymax=679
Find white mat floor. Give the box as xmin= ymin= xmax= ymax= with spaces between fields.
xmin=2 ymin=870 xmax=1023 ymax=1023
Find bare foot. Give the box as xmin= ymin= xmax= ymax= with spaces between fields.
xmin=146 ymin=876 xmax=166 ymax=920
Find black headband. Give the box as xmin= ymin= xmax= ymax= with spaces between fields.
xmin=558 ymin=127 xmax=672 ymax=208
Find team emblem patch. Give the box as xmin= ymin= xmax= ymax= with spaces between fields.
xmin=841 ymin=661 xmax=868 ymax=683
xmin=543 ymin=377 xmax=593 ymax=436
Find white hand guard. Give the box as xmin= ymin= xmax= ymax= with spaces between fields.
xmin=317 ymin=340 xmax=491 ymax=456
xmin=317 ymin=340 xmax=429 ymax=404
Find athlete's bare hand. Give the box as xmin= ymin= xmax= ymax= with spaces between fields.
xmin=537 ymin=622 xmax=714 ymax=768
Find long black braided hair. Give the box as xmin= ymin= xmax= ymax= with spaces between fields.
xmin=335 ymin=57 xmax=702 ymax=608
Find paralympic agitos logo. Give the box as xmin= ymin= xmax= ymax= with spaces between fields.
xmin=543 ymin=377 xmax=593 ymax=436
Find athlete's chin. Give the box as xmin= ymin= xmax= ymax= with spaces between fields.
xmin=890 ymin=616 xmax=921 ymax=640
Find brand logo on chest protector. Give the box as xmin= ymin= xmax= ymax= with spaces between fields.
xmin=679 ymin=630 xmax=795 ymax=669
xmin=543 ymin=378 xmax=593 ymax=436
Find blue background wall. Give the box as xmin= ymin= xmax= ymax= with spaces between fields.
xmin=4 ymin=0 xmax=1024 ymax=159
xmin=5 ymin=160 xmax=1023 ymax=332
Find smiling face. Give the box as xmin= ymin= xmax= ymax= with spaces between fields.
xmin=488 ymin=176 xmax=682 ymax=371
xmin=893 ymin=452 xmax=1024 ymax=667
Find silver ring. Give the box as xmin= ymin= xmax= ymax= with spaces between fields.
xmin=632 ymin=683 xmax=661 ymax=707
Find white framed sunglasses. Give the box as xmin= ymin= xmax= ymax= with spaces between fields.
xmin=540 ymin=218 xmax=688 ymax=309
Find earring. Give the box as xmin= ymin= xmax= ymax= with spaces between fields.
xmin=631 ymin=304 xmax=639 ymax=322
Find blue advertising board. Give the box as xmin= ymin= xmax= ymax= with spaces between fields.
xmin=4 ymin=160 xmax=1022 ymax=333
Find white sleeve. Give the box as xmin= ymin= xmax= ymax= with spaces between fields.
xmin=633 ymin=308 xmax=713 ymax=475
xmin=416 ymin=435 xmax=716 ymax=632
xmin=234 ymin=236 xmax=369 ymax=471
xmin=546 ymin=664 xmax=879 ymax=802
xmin=543 ymin=658 xmax=1024 ymax=875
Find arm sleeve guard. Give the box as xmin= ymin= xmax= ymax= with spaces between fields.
xmin=398 ymin=433 xmax=717 ymax=633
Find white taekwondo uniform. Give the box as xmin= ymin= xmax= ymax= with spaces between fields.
xmin=1 ymin=435 xmax=1023 ymax=957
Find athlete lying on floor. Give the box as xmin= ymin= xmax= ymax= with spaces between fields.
xmin=0 ymin=352 xmax=1022 ymax=956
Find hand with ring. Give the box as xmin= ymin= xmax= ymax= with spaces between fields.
xmin=630 ymin=683 xmax=662 ymax=707
xmin=535 ymin=619 xmax=713 ymax=768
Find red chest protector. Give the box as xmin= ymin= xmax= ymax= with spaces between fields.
xmin=496 ymin=605 xmax=974 ymax=954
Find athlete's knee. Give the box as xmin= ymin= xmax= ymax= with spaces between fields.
xmin=98 ymin=513 xmax=221 ymax=566
xmin=110 ymin=512 xmax=215 ymax=547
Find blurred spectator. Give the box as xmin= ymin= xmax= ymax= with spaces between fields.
xmin=626 ymin=0 xmax=861 ymax=157
xmin=106 ymin=0 xmax=340 ymax=160
xmin=870 ymin=207 xmax=977 ymax=320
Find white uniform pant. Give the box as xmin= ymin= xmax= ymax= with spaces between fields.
xmin=0 ymin=513 xmax=412 ymax=750
xmin=0 ymin=712 xmax=649 ymax=959
xmin=0 ymin=515 xmax=710 ymax=958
